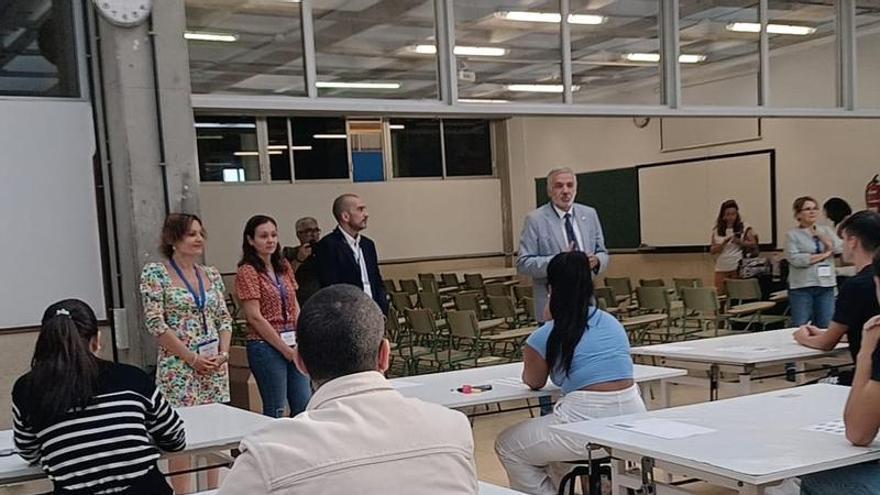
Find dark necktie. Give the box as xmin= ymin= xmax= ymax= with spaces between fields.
xmin=564 ymin=213 xmax=581 ymax=251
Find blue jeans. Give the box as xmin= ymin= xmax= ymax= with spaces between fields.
xmin=246 ymin=340 xmax=311 ymax=418
xmin=801 ymin=462 xmax=880 ymax=494
xmin=789 ymin=286 xmax=835 ymax=328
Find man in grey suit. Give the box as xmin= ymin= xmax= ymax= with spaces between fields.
xmin=517 ymin=167 xmax=610 ymax=320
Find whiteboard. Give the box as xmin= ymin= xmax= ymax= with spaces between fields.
xmin=0 ymin=100 xmax=106 ymax=328
xmin=639 ymin=151 xmax=775 ymax=248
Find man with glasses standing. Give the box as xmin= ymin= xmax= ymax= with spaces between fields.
xmin=283 ymin=217 xmax=322 ymax=306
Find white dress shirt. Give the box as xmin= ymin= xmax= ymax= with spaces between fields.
xmin=551 ymin=204 xmax=585 ymax=252
xmin=340 ymin=227 xmax=373 ymax=298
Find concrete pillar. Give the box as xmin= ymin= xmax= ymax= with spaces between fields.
xmin=95 ymin=2 xmax=199 ymax=367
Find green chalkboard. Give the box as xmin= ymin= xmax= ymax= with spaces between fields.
xmin=536 ymin=168 xmax=640 ymax=250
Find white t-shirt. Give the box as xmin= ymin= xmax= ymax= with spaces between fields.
xmin=712 ymin=224 xmax=751 ymax=272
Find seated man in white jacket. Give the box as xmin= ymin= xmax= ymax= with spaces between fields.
xmin=218 ymin=284 xmax=478 ymax=495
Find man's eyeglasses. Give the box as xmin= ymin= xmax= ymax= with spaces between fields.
xmin=297 ymin=228 xmax=321 ymax=235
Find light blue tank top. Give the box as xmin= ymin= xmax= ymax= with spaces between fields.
xmin=525 ymin=308 xmax=634 ymax=394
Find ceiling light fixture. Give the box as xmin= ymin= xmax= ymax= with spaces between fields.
xmin=267 ymin=145 xmax=288 ymax=150
xmin=505 ymin=84 xmax=581 ymax=93
xmin=624 ymin=53 xmax=706 ymax=63
xmin=389 ymin=124 xmax=406 ymax=130
xmin=458 ymin=98 xmax=510 ymax=103
xmin=726 ymin=22 xmax=817 ymax=35
xmin=495 ymin=11 xmax=606 ymax=25
xmin=184 ymin=31 xmax=239 ymax=42
xmin=292 ymin=145 xmax=313 ymax=151
xmin=313 ymin=134 xmax=348 ymax=139
xmin=316 ymin=81 xmax=401 ymax=89
xmin=234 ymin=151 xmax=282 ymax=156
xmin=195 ymin=122 xmax=256 ymax=129
xmin=412 ymin=44 xmax=508 ymax=56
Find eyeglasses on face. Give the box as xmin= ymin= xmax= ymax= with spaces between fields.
xmin=297 ymin=228 xmax=321 ymax=235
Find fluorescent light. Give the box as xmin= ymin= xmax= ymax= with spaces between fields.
xmin=458 ymin=98 xmax=510 ymax=103
xmin=389 ymin=124 xmax=406 ymax=130
xmin=411 ymin=44 xmax=508 ymax=56
xmin=196 ymin=135 xmax=223 ymax=140
xmin=316 ymin=81 xmax=401 ymax=89
xmin=624 ymin=53 xmax=706 ymax=63
xmin=505 ymin=84 xmax=580 ymax=93
xmin=495 ymin=11 xmax=605 ymax=25
xmin=195 ymin=122 xmax=256 ymax=129
xmin=292 ymin=145 xmax=312 ymax=151
xmin=184 ymin=31 xmax=239 ymax=42
xmin=267 ymin=145 xmax=288 ymax=150
xmin=313 ymin=134 xmax=347 ymax=139
xmin=726 ymin=22 xmax=817 ymax=35
xmin=233 ymin=151 xmax=282 ymax=156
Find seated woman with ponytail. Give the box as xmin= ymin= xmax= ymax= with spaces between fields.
xmin=495 ymin=252 xmax=646 ymax=495
xmin=11 ymin=299 xmax=185 ymax=495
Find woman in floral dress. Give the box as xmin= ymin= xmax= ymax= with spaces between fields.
xmin=140 ymin=213 xmax=232 ymax=491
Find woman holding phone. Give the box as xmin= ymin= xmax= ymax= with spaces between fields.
xmin=786 ymin=196 xmax=843 ymax=327
xmin=710 ymin=199 xmax=757 ymax=294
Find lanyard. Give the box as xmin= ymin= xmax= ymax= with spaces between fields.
xmin=169 ymin=258 xmax=208 ymax=331
xmin=268 ymin=271 xmax=290 ymax=330
xmin=813 ymin=236 xmax=823 ymax=254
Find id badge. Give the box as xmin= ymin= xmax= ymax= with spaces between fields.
xmin=280 ymin=330 xmax=297 ymax=347
xmin=196 ymin=338 xmax=219 ymax=358
xmin=817 ymin=264 xmax=834 ymax=278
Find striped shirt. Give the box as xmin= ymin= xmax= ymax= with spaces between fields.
xmin=12 ymin=361 xmax=185 ymax=494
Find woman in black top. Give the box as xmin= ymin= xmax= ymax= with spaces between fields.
xmin=12 ymin=299 xmax=186 ymax=494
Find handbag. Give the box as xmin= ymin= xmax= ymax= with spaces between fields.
xmin=738 ymin=230 xmax=771 ymax=278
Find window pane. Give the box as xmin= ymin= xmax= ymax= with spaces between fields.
xmin=0 ymin=1 xmax=79 ymax=97
xmin=390 ymin=119 xmax=442 ymax=178
xmin=349 ymin=121 xmax=385 ymax=182
xmin=195 ymin=116 xmax=260 ymax=183
xmin=572 ymin=1 xmax=661 ymax=105
xmin=454 ymin=2 xmax=563 ymax=103
xmin=185 ymin=1 xmax=305 ymax=96
xmin=314 ymin=1 xmax=438 ymax=99
xmin=857 ymin=1 xmax=880 ymax=108
xmin=267 ymin=117 xmax=292 ymax=181
xmin=680 ymin=1 xmax=759 ymax=106
xmin=443 ymin=120 xmax=492 ymax=177
xmin=768 ymin=1 xmax=836 ymax=107
xmin=291 ymin=117 xmax=349 ymax=180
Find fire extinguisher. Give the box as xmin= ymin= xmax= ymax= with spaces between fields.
xmin=868 ymin=175 xmax=880 ymax=211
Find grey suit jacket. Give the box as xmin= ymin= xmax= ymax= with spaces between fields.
xmin=516 ymin=202 xmax=610 ymax=318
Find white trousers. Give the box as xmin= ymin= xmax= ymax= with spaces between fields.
xmin=495 ymin=384 xmax=647 ymax=495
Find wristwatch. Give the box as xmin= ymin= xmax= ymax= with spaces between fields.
xmin=220 ymin=351 xmax=230 ymax=364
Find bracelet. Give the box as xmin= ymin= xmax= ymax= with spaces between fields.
xmin=220 ymin=351 xmax=229 ymax=364
xmin=187 ymin=353 xmax=198 ymax=367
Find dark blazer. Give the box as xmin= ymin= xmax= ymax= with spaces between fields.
xmin=316 ymin=227 xmax=388 ymax=314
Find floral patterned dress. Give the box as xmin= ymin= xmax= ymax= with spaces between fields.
xmin=140 ymin=262 xmax=232 ymax=407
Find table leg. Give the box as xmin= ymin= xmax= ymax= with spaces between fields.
xmin=710 ymin=364 xmax=720 ymax=401
xmin=660 ymin=379 xmax=670 ymax=408
xmin=738 ymin=483 xmax=764 ymax=494
xmin=795 ymin=362 xmax=806 ymax=385
xmin=611 ymin=459 xmax=626 ymax=495
xmin=738 ymin=372 xmax=752 ymax=396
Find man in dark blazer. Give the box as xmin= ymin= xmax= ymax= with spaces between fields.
xmin=316 ymin=194 xmax=389 ymax=314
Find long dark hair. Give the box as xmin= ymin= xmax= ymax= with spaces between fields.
xmin=715 ymin=199 xmax=744 ymax=237
xmin=27 ymin=299 xmax=100 ymax=430
xmin=239 ymin=215 xmax=287 ymax=274
xmin=545 ymin=252 xmax=595 ymax=377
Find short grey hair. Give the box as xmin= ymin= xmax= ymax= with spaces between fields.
xmin=332 ymin=194 xmax=359 ymax=222
xmin=296 ymin=285 xmax=384 ymax=384
xmin=294 ymin=217 xmax=317 ymax=231
xmin=546 ymin=167 xmax=577 ymax=194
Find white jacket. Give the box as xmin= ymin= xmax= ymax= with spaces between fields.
xmin=217 ymin=371 xmax=478 ymax=494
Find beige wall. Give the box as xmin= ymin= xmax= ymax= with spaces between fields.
xmin=200 ymin=178 xmax=505 ymax=273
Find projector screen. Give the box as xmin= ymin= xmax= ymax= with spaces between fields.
xmin=638 ymin=150 xmax=775 ymax=248
xmin=0 ymin=100 xmax=106 ymax=328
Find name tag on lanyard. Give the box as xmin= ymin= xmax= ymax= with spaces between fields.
xmin=280 ymin=330 xmax=297 ymax=347
xmin=196 ymin=338 xmax=219 ymax=358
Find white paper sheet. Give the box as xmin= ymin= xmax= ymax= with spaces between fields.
xmin=609 ymin=418 xmax=716 ymax=439
xmin=715 ymin=346 xmax=779 ymax=353
xmin=492 ymin=377 xmax=529 ymax=389
xmin=390 ymin=380 xmax=422 ymax=389
xmin=803 ymin=419 xmax=846 ymax=436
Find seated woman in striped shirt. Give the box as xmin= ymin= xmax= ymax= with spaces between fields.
xmin=12 ymin=299 xmax=186 ymax=495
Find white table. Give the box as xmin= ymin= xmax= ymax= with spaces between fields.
xmin=0 ymin=403 xmax=270 ymax=485
xmin=194 ymin=481 xmax=526 ymax=495
xmin=551 ymin=384 xmax=880 ymax=495
xmin=631 ymin=328 xmax=849 ymax=399
xmin=391 ymin=362 xmax=687 ymax=411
